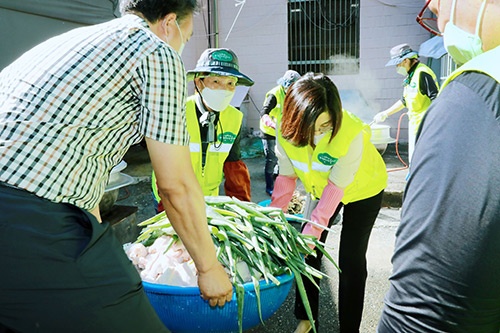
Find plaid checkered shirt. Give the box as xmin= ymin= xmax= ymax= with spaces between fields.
xmin=0 ymin=14 xmax=188 ymax=210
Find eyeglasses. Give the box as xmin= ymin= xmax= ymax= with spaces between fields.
xmin=314 ymin=125 xmax=333 ymax=135
xmin=416 ymin=0 xmax=442 ymax=36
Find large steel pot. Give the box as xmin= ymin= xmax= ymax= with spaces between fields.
xmin=370 ymin=124 xmax=396 ymax=155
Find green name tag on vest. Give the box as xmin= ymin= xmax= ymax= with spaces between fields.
xmin=218 ymin=132 xmax=237 ymax=144
xmin=317 ymin=153 xmax=338 ymax=166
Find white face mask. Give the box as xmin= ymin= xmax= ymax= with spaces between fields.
xmin=313 ymin=133 xmax=327 ymax=145
xmin=166 ymin=20 xmax=185 ymax=55
xmin=443 ymin=0 xmax=486 ymax=65
xmin=396 ymin=66 xmax=407 ymax=76
xmin=174 ymin=20 xmax=185 ymax=56
xmin=200 ymin=87 xmax=235 ymax=112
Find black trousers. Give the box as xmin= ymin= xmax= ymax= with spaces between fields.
xmin=0 ymin=184 xmax=168 ymax=333
xmin=295 ymin=191 xmax=384 ymax=333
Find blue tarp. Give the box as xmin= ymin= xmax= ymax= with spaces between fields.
xmin=419 ymin=36 xmax=447 ymax=59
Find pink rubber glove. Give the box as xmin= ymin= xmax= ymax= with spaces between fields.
xmin=270 ymin=175 xmax=297 ymax=212
xmin=261 ymin=114 xmax=276 ymax=129
xmin=302 ymin=180 xmax=344 ymax=248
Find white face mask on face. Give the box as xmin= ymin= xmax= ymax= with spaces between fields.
xmin=396 ymin=65 xmax=407 ymax=76
xmin=174 ymin=20 xmax=185 ymax=56
xmin=443 ymin=0 xmax=486 ymax=65
xmin=165 ymin=19 xmax=185 ymax=55
xmin=200 ymin=86 xmax=235 ymax=112
xmin=313 ymin=132 xmax=327 ymax=145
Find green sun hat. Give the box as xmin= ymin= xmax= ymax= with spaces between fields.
xmin=186 ymin=48 xmax=254 ymax=86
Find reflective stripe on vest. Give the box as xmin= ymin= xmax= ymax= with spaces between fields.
xmin=278 ymin=109 xmax=387 ymax=203
xmin=186 ymin=96 xmax=242 ymax=196
xmin=260 ymin=85 xmax=286 ymax=136
xmin=404 ymin=63 xmax=439 ymax=134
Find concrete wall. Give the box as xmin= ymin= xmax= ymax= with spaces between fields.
xmin=181 ymin=0 xmax=433 ymax=142
xmin=1 ymin=0 xmax=434 ymax=142
xmin=328 ymin=0 xmax=432 ymax=141
xmin=181 ymin=0 xmax=289 ymax=135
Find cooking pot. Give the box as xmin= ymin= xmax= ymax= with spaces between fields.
xmin=370 ymin=124 xmax=396 ymax=155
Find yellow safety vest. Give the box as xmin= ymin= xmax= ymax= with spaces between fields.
xmin=260 ymin=85 xmax=286 ymax=136
xmin=277 ymin=110 xmax=387 ymax=204
xmin=441 ymin=46 xmax=500 ymax=89
xmin=404 ymin=63 xmax=439 ymax=135
xmin=152 ymin=96 xmax=243 ymax=201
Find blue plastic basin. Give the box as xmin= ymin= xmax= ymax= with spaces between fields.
xmin=257 ymin=199 xmax=303 ymax=219
xmin=143 ymin=273 xmax=294 ymax=333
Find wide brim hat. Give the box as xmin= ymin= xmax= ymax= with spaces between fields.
xmin=186 ymin=48 xmax=254 ymax=86
xmin=385 ymin=43 xmax=418 ymax=67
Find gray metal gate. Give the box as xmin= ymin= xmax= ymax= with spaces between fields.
xmin=288 ymin=0 xmax=360 ymax=75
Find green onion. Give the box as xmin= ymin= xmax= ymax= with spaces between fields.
xmin=134 ymin=196 xmax=339 ymax=333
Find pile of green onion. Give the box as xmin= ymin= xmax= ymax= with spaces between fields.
xmin=135 ymin=196 xmax=339 ymax=333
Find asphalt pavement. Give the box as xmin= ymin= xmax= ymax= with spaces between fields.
xmin=116 ymin=139 xmax=409 ymax=333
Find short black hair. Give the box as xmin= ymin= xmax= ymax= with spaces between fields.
xmin=120 ymin=0 xmax=199 ymax=23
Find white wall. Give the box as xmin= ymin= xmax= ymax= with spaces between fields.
xmin=2 ymin=1 xmax=434 ymax=142
xmin=184 ymin=0 xmax=434 ymax=142
xmin=332 ymin=0 xmax=433 ymax=141
xmin=182 ymin=0 xmax=289 ymax=134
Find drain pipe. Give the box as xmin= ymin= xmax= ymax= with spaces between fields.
xmin=207 ymin=0 xmax=212 ymax=47
xmin=213 ymin=0 xmax=219 ymax=48
xmin=206 ymin=0 xmax=219 ymax=48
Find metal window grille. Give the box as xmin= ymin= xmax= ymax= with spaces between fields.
xmin=288 ymin=0 xmax=360 ymax=75
xmin=440 ymin=53 xmax=457 ymax=83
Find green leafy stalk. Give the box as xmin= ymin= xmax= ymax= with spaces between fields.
xmin=235 ymin=283 xmax=245 ymax=333
xmin=136 ymin=196 xmax=339 ymax=333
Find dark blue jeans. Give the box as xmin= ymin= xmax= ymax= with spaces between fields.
xmin=295 ymin=191 xmax=384 ymax=333
xmin=0 ymin=184 xmax=168 ymax=333
xmin=262 ymin=136 xmax=278 ymax=176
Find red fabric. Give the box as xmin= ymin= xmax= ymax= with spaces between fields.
xmin=302 ymin=180 xmax=344 ymax=247
xmin=270 ymin=175 xmax=297 ymax=212
xmin=157 ymin=200 xmax=165 ymax=213
xmin=223 ymin=160 xmax=251 ymax=201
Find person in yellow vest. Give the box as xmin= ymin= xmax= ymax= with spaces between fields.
xmin=259 ymin=70 xmax=301 ymax=195
xmin=270 ymin=73 xmax=388 ymax=333
xmin=373 ymin=43 xmax=439 ymax=161
xmin=152 ymin=48 xmax=254 ymax=212
xmin=378 ymin=0 xmax=500 ymax=332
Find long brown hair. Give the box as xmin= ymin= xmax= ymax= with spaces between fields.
xmin=281 ymin=72 xmax=342 ymax=147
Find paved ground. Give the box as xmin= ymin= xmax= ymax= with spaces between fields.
xmin=112 ymin=139 xmax=409 ymax=333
